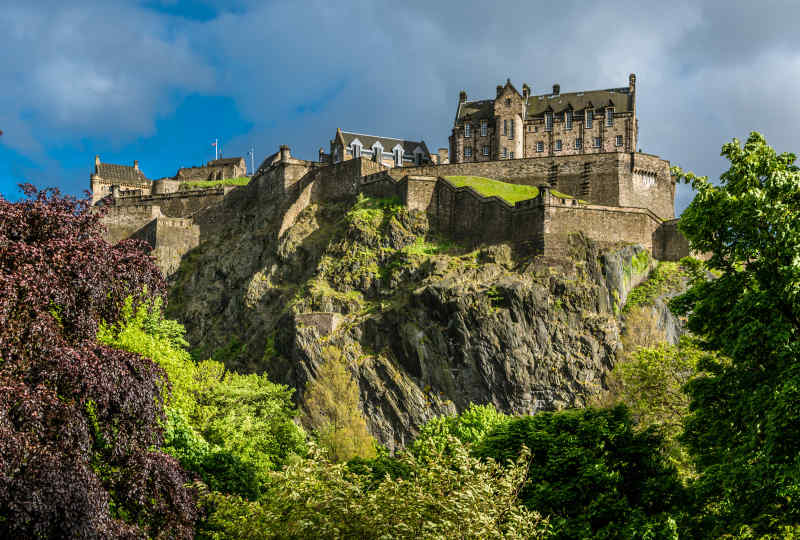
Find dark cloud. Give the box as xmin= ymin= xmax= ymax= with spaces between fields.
xmin=3 ymin=0 xmax=799 ymax=213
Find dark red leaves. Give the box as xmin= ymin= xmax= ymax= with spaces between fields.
xmin=0 ymin=186 xmax=196 ymax=538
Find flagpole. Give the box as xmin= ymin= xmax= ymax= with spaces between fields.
xmin=215 ymin=138 xmax=218 ymax=160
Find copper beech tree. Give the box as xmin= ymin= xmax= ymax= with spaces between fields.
xmin=0 ymin=185 xmax=197 ymax=538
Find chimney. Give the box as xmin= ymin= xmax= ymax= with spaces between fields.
xmin=459 ymin=90 xmax=467 ymax=103
xmin=629 ymin=73 xmax=636 ymax=92
xmin=133 ymin=160 xmax=139 ymax=171
xmin=496 ymin=85 xmax=503 ymax=97
xmin=279 ymin=145 xmax=291 ymax=163
xmin=94 ymin=155 xmax=100 ymax=173
xmin=552 ymin=84 xmax=560 ymax=95
xmin=522 ymin=83 xmax=530 ymax=99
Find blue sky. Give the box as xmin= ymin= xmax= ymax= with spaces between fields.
xmin=2 ymin=0 xmax=800 ymax=213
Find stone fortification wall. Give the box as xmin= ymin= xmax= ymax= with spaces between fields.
xmin=653 ymin=219 xmax=691 ymax=261
xmin=110 ymin=187 xmax=231 ymax=218
xmin=100 ymin=205 xmax=162 ymax=245
xmin=386 ymin=151 xmax=674 ymax=219
xmin=131 ymin=217 xmax=200 ymax=276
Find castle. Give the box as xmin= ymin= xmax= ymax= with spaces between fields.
xmin=93 ymin=74 xmax=690 ymax=276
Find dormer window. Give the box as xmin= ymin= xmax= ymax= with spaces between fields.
xmin=505 ymin=98 xmax=511 ymax=106
xmin=606 ymin=107 xmax=614 ymax=127
xmin=585 ymin=110 xmax=593 ymax=129
xmin=464 ymin=123 xmax=471 ymax=138
xmin=565 ymin=110 xmax=573 ymax=130
xmin=352 ymin=143 xmax=361 ymax=158
xmin=545 ymin=111 xmax=553 ymax=131
xmin=393 ymin=145 xmax=404 ymax=167
xmin=481 ymin=120 xmax=487 ymax=137
xmin=372 ymin=143 xmax=383 ymax=162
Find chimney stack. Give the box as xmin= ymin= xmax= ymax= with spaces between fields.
xmin=629 ymin=73 xmax=636 ymax=92
xmin=522 ymin=83 xmax=530 ymax=98
xmin=496 ymin=85 xmax=503 ymax=97
xmin=552 ymin=84 xmax=560 ymax=95
xmin=133 ymin=160 xmax=139 ymax=171
xmin=279 ymin=145 xmax=291 ymax=163
xmin=459 ymin=90 xmax=467 ymax=103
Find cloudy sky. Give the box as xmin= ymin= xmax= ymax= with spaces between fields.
xmin=1 ymin=0 xmax=799 ymax=213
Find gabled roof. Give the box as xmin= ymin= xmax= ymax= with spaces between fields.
xmin=96 ymin=163 xmax=149 ymax=184
xmin=455 ymin=99 xmax=494 ymax=123
xmin=339 ymin=130 xmax=430 ymax=156
xmin=208 ymin=157 xmax=244 ymax=166
xmin=526 ymin=87 xmax=632 ymax=117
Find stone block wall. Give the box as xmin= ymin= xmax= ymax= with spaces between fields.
xmin=100 ymin=205 xmax=162 ymax=245
xmin=620 ymin=152 xmax=675 ymax=219
xmin=653 ymin=219 xmax=691 ymax=261
xmin=130 ymin=216 xmax=200 ymax=277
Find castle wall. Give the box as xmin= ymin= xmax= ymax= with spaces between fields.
xmin=619 ymin=153 xmax=675 ymax=219
xmin=130 ymin=217 xmax=200 ymax=276
xmin=111 ymin=187 xmax=230 ymax=218
xmin=100 ymin=205 xmax=162 ymax=245
xmin=653 ymin=219 xmax=690 ymax=261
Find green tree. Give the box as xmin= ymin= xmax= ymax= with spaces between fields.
xmin=302 ymin=346 xmax=376 ymax=462
xmin=411 ymin=402 xmax=509 ymax=457
xmin=473 ymin=406 xmax=686 ymax=539
xmin=198 ymin=437 xmax=550 ymax=540
xmin=672 ymin=132 xmax=800 ymax=536
xmin=99 ymin=297 xmax=306 ymax=498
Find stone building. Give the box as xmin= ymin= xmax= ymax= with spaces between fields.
xmin=450 ymin=75 xmax=638 ymax=164
xmin=174 ymin=157 xmax=247 ymax=182
xmin=90 ymin=156 xmax=151 ymax=204
xmin=324 ymin=128 xmax=433 ymax=167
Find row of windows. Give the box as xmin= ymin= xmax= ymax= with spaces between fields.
xmin=464 ymin=108 xmax=616 ymax=139
xmin=533 ymin=135 xmax=624 ymax=152
xmin=463 ymin=135 xmax=623 ymax=159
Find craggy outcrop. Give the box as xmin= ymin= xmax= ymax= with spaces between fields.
xmin=167 ymin=180 xmax=684 ymax=450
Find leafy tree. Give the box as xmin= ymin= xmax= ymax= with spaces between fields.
xmin=600 ymin=337 xmax=711 ymax=477
xmin=411 ymin=402 xmax=509 ymax=457
xmin=474 ymin=406 xmax=686 ymax=539
xmin=672 ymin=132 xmax=800 ymax=535
xmin=99 ymin=296 xmax=307 ymax=499
xmin=302 ymin=346 xmax=376 ymax=461
xmin=0 ymin=185 xmax=197 ymax=538
xmin=198 ymin=437 xmax=550 ymax=540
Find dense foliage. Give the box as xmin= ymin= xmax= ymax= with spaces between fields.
xmin=673 ymin=132 xmax=800 ymax=536
xmin=474 ymin=406 xmax=686 ymax=539
xmin=0 ymin=186 xmax=197 ymax=538
xmin=99 ymin=298 xmax=307 ymax=499
xmin=199 ymin=438 xmax=550 ymax=540
xmin=302 ymin=346 xmax=376 ymax=462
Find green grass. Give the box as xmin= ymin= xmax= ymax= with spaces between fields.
xmin=181 ymin=177 xmax=251 ymax=189
xmin=444 ymin=176 xmax=581 ymax=204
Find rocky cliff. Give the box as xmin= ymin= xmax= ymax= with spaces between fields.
xmin=167 ymin=185 xmax=685 ymax=450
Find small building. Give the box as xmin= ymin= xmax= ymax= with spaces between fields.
xmin=450 ymin=75 xmax=638 ymax=164
xmin=326 ymin=128 xmax=433 ymax=168
xmin=174 ymin=157 xmax=247 ymax=182
xmin=90 ymin=156 xmax=150 ymax=204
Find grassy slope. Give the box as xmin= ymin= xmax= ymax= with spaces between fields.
xmin=182 ymin=177 xmax=251 ymax=189
xmin=444 ymin=176 xmax=579 ymax=204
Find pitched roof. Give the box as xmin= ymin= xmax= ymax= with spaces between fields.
xmin=455 ymin=99 xmax=494 ymax=122
xmin=339 ymin=130 xmax=430 ymax=156
xmin=208 ymin=157 xmax=244 ymax=166
xmin=526 ymin=87 xmax=632 ymax=117
xmin=96 ymin=163 xmax=149 ymax=184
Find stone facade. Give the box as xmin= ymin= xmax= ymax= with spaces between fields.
xmin=174 ymin=157 xmax=247 ymax=181
xmin=450 ymin=75 xmax=638 ymax=164
xmin=90 ymin=156 xmax=151 ymax=204
xmin=326 ymin=128 xmax=433 ymax=168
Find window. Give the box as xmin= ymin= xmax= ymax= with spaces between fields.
xmin=394 ymin=149 xmax=403 ymax=166
xmin=528 ymin=125 xmax=533 ymax=132
xmin=502 ymin=147 xmax=508 ymax=158
xmin=536 ymin=141 xmax=544 ymax=153
xmin=606 ymin=107 xmax=614 ymax=127
xmin=615 ymin=135 xmax=623 ymax=147
xmin=509 ymin=119 xmax=514 ymax=139
xmin=509 ymin=151 xmax=514 ymax=159
xmin=482 ymin=145 xmax=489 ymax=156
xmin=503 ymin=120 xmax=508 ymax=136
xmin=373 ymin=144 xmax=383 ymax=161
xmin=352 ymin=143 xmax=361 ymax=158
xmin=593 ymin=137 xmax=601 ymax=148
xmin=575 ymin=138 xmax=582 ymax=149
xmin=545 ymin=111 xmax=553 ymax=131
xmin=464 ymin=146 xmax=472 ymax=158
xmin=555 ymin=139 xmax=562 ymax=151
xmin=585 ymin=110 xmax=593 ymax=129
xmin=481 ymin=120 xmax=487 ymax=137
xmin=464 ymin=123 xmax=471 ymax=138
xmin=565 ymin=110 xmax=573 ymax=130
xmin=333 ymin=147 xmax=340 ymax=163
xmin=505 ymin=98 xmax=511 ymax=106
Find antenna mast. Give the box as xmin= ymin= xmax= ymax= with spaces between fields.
xmin=249 ymin=146 xmax=255 ymax=175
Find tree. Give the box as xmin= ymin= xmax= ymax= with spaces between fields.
xmin=671 ymin=132 xmax=800 ymax=536
xmin=0 ymin=185 xmax=197 ymax=538
xmin=411 ymin=402 xmax=509 ymax=457
xmin=473 ymin=406 xmax=687 ymax=539
xmin=302 ymin=346 xmax=376 ymax=462
xmin=199 ymin=437 xmax=550 ymax=540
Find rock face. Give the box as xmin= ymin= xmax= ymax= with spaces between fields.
xmin=167 ymin=183 xmax=682 ymax=450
